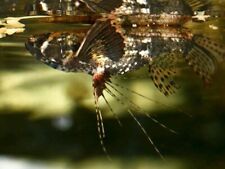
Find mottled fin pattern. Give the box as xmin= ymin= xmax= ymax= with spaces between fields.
xmin=184 ymin=0 xmax=210 ymax=11
xmin=185 ymin=46 xmax=216 ymax=83
xmin=81 ymin=0 xmax=123 ymax=13
xmin=150 ymin=52 xmax=181 ymax=96
xmin=185 ymin=35 xmax=225 ymax=83
xmin=193 ymin=35 xmax=225 ymax=63
xmin=77 ymin=20 xmax=124 ymax=64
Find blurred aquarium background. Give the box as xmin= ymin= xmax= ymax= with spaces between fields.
xmin=0 ymin=0 xmax=225 ymax=169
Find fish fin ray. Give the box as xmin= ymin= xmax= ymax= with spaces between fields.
xmin=77 ymin=20 xmax=124 ymax=64
xmin=81 ymin=0 xmax=123 ymax=13
xmin=185 ymin=45 xmax=216 ymax=83
xmin=150 ymin=52 xmax=181 ymax=96
xmin=184 ymin=0 xmax=210 ymax=12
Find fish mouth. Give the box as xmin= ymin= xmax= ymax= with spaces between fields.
xmin=25 ymin=33 xmax=51 ymax=59
xmin=25 ymin=38 xmax=43 ymax=60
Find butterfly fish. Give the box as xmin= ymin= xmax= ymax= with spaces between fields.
xmin=26 ymin=0 xmax=225 ymax=159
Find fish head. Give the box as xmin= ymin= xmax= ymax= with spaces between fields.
xmin=25 ymin=31 xmax=86 ymax=71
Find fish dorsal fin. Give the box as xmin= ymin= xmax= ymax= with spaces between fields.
xmin=81 ymin=0 xmax=123 ymax=13
xmin=184 ymin=0 xmax=210 ymax=12
xmin=185 ymin=45 xmax=216 ymax=83
xmin=76 ymin=20 xmax=124 ymax=66
xmin=149 ymin=51 xmax=181 ymax=96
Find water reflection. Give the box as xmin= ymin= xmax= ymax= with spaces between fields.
xmin=0 ymin=0 xmax=225 ymax=169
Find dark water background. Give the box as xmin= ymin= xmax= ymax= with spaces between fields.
xmin=0 ymin=0 xmax=225 ymax=169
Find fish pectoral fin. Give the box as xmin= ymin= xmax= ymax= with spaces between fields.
xmin=185 ymin=35 xmax=225 ymax=83
xmin=149 ymin=52 xmax=181 ymax=96
xmin=185 ymin=45 xmax=216 ymax=83
xmin=193 ymin=35 xmax=225 ymax=63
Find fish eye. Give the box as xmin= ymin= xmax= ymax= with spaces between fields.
xmin=49 ymin=61 xmax=59 ymax=69
xmin=50 ymin=58 xmax=57 ymax=62
xmin=26 ymin=31 xmax=88 ymax=73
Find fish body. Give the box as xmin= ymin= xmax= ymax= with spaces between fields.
xmin=26 ymin=0 xmax=225 ymax=94
xmin=26 ymin=0 xmax=192 ymax=72
xmin=25 ymin=0 xmax=225 ymax=157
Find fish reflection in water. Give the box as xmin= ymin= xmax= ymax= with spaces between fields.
xmin=25 ymin=0 xmax=225 ymax=158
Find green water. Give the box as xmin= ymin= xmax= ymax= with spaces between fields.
xmin=0 ymin=1 xmax=225 ymax=169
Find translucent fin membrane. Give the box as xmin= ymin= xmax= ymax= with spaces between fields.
xmin=186 ymin=35 xmax=225 ymax=83
xmin=81 ymin=0 xmax=123 ymax=13
xmin=76 ymin=20 xmax=124 ymax=63
xmin=185 ymin=46 xmax=216 ymax=83
xmin=149 ymin=52 xmax=181 ymax=96
xmin=193 ymin=35 xmax=225 ymax=63
xmin=184 ymin=0 xmax=210 ymax=11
